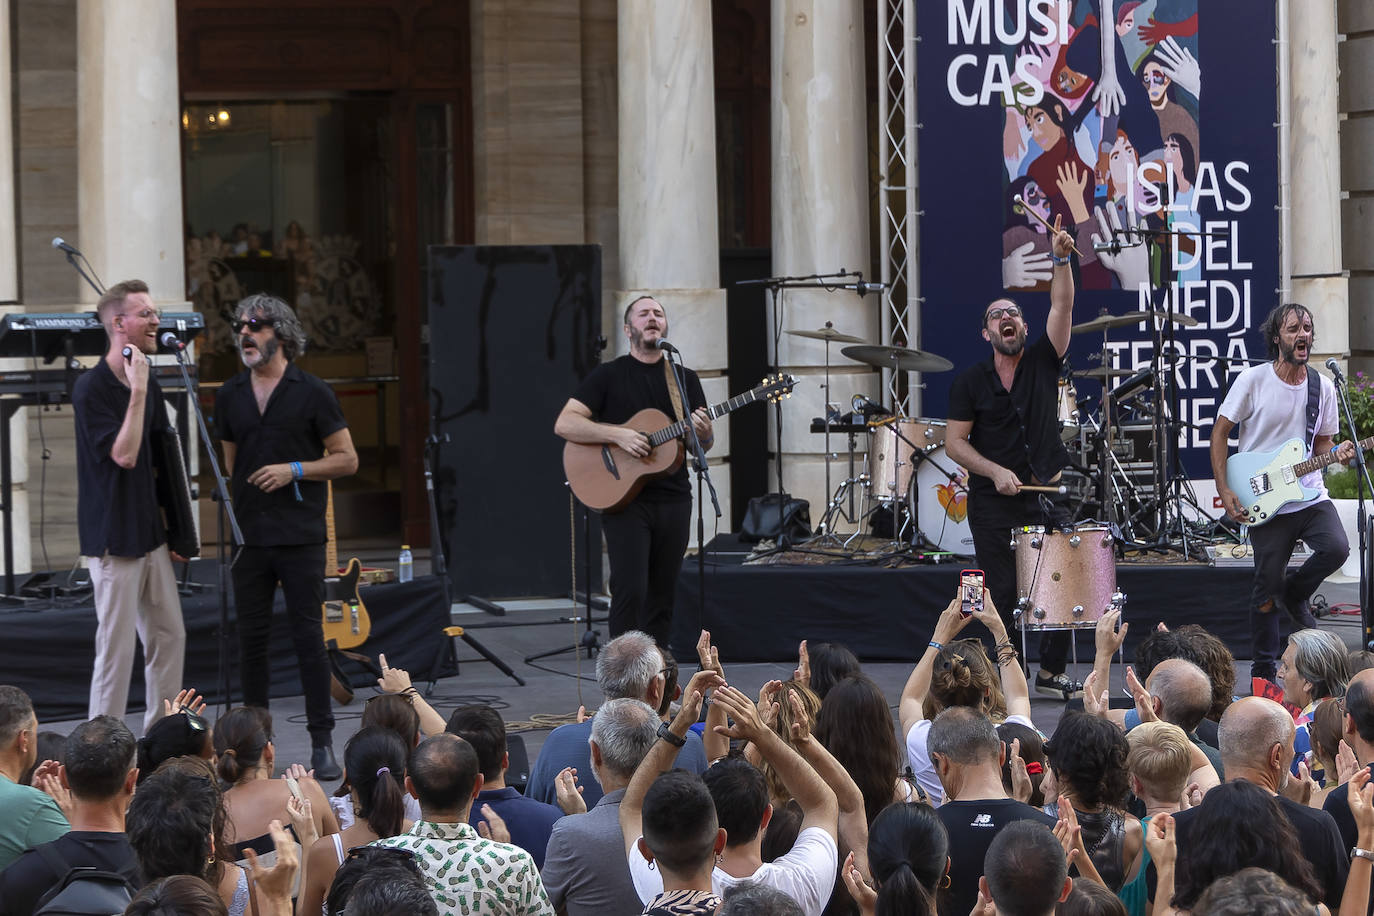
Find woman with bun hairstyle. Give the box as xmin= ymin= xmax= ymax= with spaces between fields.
xmin=297 ymin=726 xmax=411 ymax=916
xmin=840 ymin=802 xmax=949 ymax=916
xmin=899 ymin=591 xmax=1033 ymax=805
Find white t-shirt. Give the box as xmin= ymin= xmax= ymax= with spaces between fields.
xmin=628 ymin=825 xmax=838 ymax=916
xmin=1217 ymin=363 xmax=1338 ymax=513
xmin=906 ymin=713 xmax=1035 ymax=806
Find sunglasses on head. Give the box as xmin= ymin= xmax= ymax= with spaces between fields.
xmin=176 ymin=705 xmax=209 ymax=732
xmin=232 ymin=317 xmax=275 ymax=333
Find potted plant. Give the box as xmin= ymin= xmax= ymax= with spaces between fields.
xmin=1327 ymin=370 xmax=1374 ymax=575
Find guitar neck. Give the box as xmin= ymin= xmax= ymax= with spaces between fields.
xmin=324 ymin=481 xmax=338 ymax=576
xmin=1293 ymin=434 xmax=1374 ymax=477
xmin=646 ymin=387 xmax=769 ymax=448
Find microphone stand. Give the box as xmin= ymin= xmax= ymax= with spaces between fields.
xmin=166 ymin=334 xmax=245 ymax=713
xmin=664 ymin=346 xmax=720 ymax=639
xmin=1332 ymin=367 xmax=1374 ymax=649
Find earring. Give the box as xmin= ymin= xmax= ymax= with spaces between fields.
xmin=647 ymin=859 xmax=656 ymax=871
xmin=941 ymin=873 xmax=951 ymax=889
xmin=716 ymin=854 xmax=723 ymax=865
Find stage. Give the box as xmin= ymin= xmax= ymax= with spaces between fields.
xmin=0 ymin=563 xmax=456 ymax=722
xmin=669 ymin=534 xmax=1277 ymax=665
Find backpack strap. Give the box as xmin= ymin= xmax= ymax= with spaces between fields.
xmin=1305 ymin=366 xmax=1321 ymax=450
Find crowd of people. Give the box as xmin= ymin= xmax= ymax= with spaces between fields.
xmin=3 ymin=593 xmax=1374 ymax=916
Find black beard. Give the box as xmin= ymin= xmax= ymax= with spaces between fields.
xmin=992 ymin=330 xmax=1026 ymax=357
xmin=629 ymin=326 xmax=666 ymax=353
xmin=1279 ymin=340 xmax=1308 ymax=367
xmin=238 ymin=334 xmax=280 ymax=367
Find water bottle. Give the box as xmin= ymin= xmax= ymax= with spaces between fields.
xmin=398 ymin=545 xmax=414 ymax=583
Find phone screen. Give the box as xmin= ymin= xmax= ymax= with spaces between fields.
xmin=960 ymin=570 xmax=984 ymax=616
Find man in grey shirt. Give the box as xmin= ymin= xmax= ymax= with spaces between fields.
xmin=540 ymin=698 xmax=658 ymax=916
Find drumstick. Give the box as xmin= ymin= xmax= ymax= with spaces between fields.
xmin=1012 ymin=195 xmax=1085 ymax=258
xmin=1018 ymin=484 xmax=1069 ymax=494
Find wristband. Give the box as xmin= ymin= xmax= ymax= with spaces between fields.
xmin=928 ymin=640 xmax=944 ymax=651
xmin=1353 ymin=847 xmax=1374 ymax=862
xmin=657 ymin=722 xmax=686 ymax=747
xmin=1051 ymin=252 xmax=1071 ymax=266
xmin=291 ymin=461 xmax=304 ymax=479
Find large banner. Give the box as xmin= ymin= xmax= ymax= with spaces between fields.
xmin=917 ymin=0 xmax=1279 ymax=477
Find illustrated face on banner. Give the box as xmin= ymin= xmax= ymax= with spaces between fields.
xmin=918 ymin=0 xmax=1278 ymax=473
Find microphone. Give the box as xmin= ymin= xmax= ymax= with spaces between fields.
xmin=160 ymin=331 xmax=185 ymax=351
xmin=1092 ymin=239 xmax=1122 ymax=254
xmin=51 ymin=237 xmax=80 ymax=255
xmin=653 ymin=338 xmax=679 ymax=353
xmin=854 ymin=282 xmax=886 ymax=297
xmin=851 ymin=394 xmax=889 ymax=415
xmin=1327 ymin=357 xmax=1344 ymax=384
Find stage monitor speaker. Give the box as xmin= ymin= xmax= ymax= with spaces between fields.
xmin=428 ymin=245 xmax=603 ymax=599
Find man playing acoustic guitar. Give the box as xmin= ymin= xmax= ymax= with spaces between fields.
xmin=555 ymin=296 xmax=713 ymax=646
xmin=1211 ymin=302 xmax=1354 ymax=684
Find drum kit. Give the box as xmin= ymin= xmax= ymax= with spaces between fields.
xmin=786 ymin=317 xmax=1165 ymax=642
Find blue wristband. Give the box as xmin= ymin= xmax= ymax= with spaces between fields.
xmin=291 ymin=461 xmax=303 ymax=479
xmin=928 ymin=640 xmax=944 ymax=651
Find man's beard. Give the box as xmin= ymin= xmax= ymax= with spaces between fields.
xmin=991 ymin=328 xmax=1026 ymax=357
xmin=630 ymin=325 xmax=666 ymax=353
xmin=238 ymin=334 xmax=280 ymax=367
xmin=1279 ymin=339 xmax=1308 ymax=367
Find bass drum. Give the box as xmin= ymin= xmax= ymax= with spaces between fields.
xmin=910 ymin=444 xmax=974 ymax=554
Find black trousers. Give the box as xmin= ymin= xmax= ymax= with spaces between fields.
xmin=600 ymin=498 xmax=693 ymax=646
xmin=232 ymin=543 xmax=335 ymax=744
xmin=1247 ymin=499 xmax=1349 ymax=681
xmin=968 ymin=490 xmax=1071 ymax=674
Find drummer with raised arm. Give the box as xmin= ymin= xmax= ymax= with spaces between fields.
xmin=944 ymin=217 xmax=1082 ymax=701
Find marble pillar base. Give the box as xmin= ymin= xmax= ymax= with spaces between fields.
xmin=1292 ymin=275 xmax=1352 ymax=355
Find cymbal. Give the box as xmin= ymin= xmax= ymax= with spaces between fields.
xmin=1072 ymin=310 xmax=1201 ymax=334
xmin=1072 ymin=313 xmax=1146 ymax=333
xmin=1071 ymin=366 xmax=1133 ymax=380
xmin=842 ymin=344 xmax=954 ymax=374
xmin=787 ymin=326 xmax=866 ymax=344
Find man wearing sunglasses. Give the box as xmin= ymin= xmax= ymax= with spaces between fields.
xmin=74 ymin=279 xmax=187 ymax=730
xmin=944 ymin=219 xmax=1081 ymax=701
xmin=216 ymin=294 xmax=358 ymax=780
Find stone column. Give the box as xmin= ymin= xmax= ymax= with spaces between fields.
xmin=77 ymin=0 xmax=186 ymax=305
xmin=1289 ymin=0 xmax=1349 ymax=365
xmin=771 ymin=0 xmax=876 ymax=531
xmin=1339 ymin=0 xmax=1374 ymax=374
xmin=618 ymin=1 xmax=730 ymax=539
xmin=0 ymin=0 xmax=31 ymax=576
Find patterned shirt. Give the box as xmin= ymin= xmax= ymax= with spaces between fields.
xmin=372 ymin=820 xmax=554 ymax=916
xmin=642 ymin=889 xmax=722 ymax=915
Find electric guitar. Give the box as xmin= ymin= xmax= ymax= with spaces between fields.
xmin=564 ymin=374 xmax=797 ymax=511
xmin=1225 ymin=435 xmax=1374 ymax=525
xmin=320 ymin=482 xmax=372 ymax=649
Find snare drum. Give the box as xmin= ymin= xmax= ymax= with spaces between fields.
xmin=912 ymin=446 xmax=974 ymax=553
xmin=1057 ymin=379 xmax=1080 ymax=441
xmin=1012 ymin=524 xmax=1123 ymax=628
xmin=870 ymin=418 xmax=947 ymax=501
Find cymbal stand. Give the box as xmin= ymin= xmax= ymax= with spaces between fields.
xmin=812 ymin=325 xmax=847 ymax=547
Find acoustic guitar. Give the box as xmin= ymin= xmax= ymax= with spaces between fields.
xmin=564 ymin=374 xmax=796 ymax=512
xmin=320 ymin=482 xmax=371 ymax=649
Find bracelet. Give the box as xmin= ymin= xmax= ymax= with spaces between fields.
xmin=1051 ymin=252 xmax=1071 ymax=266
xmin=656 ymin=722 xmax=686 ymax=747
xmin=928 ymin=640 xmax=944 ymax=651
xmin=291 ymin=461 xmax=304 ymax=479
xmin=996 ymin=640 xmax=1015 ymax=650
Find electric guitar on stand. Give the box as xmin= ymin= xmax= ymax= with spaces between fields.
xmin=1225 ymin=434 xmax=1374 ymax=525
xmin=564 ymin=374 xmax=797 ymax=511
xmin=321 ymin=482 xmax=371 ymax=649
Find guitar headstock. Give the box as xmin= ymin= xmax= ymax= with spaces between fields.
xmin=759 ymin=373 xmax=798 ymax=404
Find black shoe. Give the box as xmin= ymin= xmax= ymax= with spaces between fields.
xmin=311 ymin=744 xmax=341 ymax=781
xmin=1276 ymin=593 xmax=1319 ymax=630
xmin=1035 ymin=671 xmax=1083 ymax=701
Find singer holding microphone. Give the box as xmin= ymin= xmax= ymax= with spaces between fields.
xmin=73 ymin=279 xmax=186 ymax=729
xmin=944 ymin=217 xmax=1082 ymax=701
xmin=554 ymin=295 xmax=712 ymax=645
xmin=1210 ymin=303 xmax=1354 ymax=684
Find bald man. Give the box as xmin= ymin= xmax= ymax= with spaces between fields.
xmin=1148 ymin=697 xmax=1347 ymax=908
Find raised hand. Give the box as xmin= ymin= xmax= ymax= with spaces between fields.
xmin=1337 ymin=740 xmax=1360 ymax=786
xmin=244 ymin=819 xmax=299 ymax=913
xmin=1007 ymin=737 xmax=1032 ymax=803
xmin=696 ymin=630 xmax=725 ymax=679
xmin=476 ymin=804 xmax=511 ymax=843
xmin=1095 ymin=609 xmax=1128 ymax=658
xmin=794 ymin=639 xmax=811 ymax=685
xmin=1144 ymin=813 xmax=1177 ymax=870
xmin=710 ymin=685 xmax=767 ymax=743
xmin=376 ymin=653 xmax=415 ymax=694
xmin=757 ymin=679 xmax=783 ymax=730
xmin=163 ymin=688 xmax=207 ymax=718
xmin=1125 ymin=666 xmax=1158 ymax=723
xmin=554 ymin=766 xmax=586 ymax=815
xmin=786 ymin=689 xmax=813 ymax=744
xmin=840 ymin=851 xmax=878 ymax=915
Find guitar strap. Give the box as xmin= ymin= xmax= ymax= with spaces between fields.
xmin=1304 ymin=366 xmax=1321 ymax=451
xmin=662 ymin=356 xmax=686 ymax=424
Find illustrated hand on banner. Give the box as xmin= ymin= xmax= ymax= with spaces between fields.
xmin=1093 ymin=1 xmax=1126 ymax=117
xmin=1003 ymin=240 xmax=1054 ymax=289
xmin=1092 ymin=205 xmax=1150 ymax=291
xmin=1154 ymin=37 xmax=1201 ymax=99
